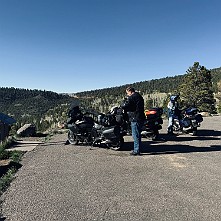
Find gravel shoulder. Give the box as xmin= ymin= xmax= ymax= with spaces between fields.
xmin=0 ymin=116 xmax=221 ymax=221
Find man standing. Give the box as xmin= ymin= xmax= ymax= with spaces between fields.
xmin=121 ymin=86 xmax=145 ymax=156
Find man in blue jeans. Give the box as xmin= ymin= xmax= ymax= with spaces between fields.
xmin=122 ymin=86 xmax=145 ymax=156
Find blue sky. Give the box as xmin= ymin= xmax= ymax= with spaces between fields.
xmin=0 ymin=0 xmax=221 ymax=93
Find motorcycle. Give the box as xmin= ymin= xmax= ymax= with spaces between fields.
xmin=172 ymin=107 xmax=203 ymax=135
xmin=91 ymin=107 xmax=127 ymax=151
xmin=141 ymin=107 xmax=163 ymax=140
xmin=67 ymin=106 xmax=127 ymax=150
xmin=67 ymin=114 xmax=95 ymax=145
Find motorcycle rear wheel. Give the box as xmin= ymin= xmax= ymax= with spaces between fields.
xmin=68 ymin=130 xmax=79 ymax=145
xmin=190 ymin=127 xmax=197 ymax=136
xmin=109 ymin=137 xmax=124 ymax=151
xmin=151 ymin=130 xmax=159 ymax=141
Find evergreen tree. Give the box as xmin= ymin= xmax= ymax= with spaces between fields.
xmin=179 ymin=62 xmax=216 ymax=113
xmin=216 ymin=80 xmax=221 ymax=113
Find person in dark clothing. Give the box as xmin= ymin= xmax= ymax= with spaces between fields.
xmin=67 ymin=105 xmax=83 ymax=124
xmin=121 ymin=86 xmax=145 ymax=155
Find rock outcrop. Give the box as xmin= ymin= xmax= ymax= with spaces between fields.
xmin=17 ymin=124 xmax=36 ymax=137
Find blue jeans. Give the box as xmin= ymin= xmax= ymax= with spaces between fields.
xmin=131 ymin=121 xmax=143 ymax=153
xmin=168 ymin=116 xmax=173 ymax=132
xmin=168 ymin=115 xmax=181 ymax=133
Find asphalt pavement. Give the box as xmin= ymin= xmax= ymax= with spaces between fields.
xmin=0 ymin=116 xmax=221 ymax=221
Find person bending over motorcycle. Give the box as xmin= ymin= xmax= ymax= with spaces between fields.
xmin=167 ymin=95 xmax=181 ymax=134
xmin=67 ymin=105 xmax=83 ymax=124
xmin=121 ymin=86 xmax=145 ymax=156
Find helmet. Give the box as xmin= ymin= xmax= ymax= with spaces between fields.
xmin=170 ymin=95 xmax=179 ymax=102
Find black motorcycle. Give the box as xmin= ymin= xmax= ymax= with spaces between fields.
xmin=67 ymin=115 xmax=95 ymax=145
xmin=172 ymin=107 xmax=203 ymax=135
xmin=66 ymin=105 xmax=95 ymax=145
xmin=91 ymin=107 xmax=127 ymax=151
xmin=141 ymin=107 xmax=163 ymax=140
xmin=67 ymin=106 xmax=126 ymax=150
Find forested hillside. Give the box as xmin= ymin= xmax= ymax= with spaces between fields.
xmin=75 ymin=67 xmax=221 ymax=97
xmin=75 ymin=67 xmax=221 ymax=113
xmin=1 ymin=66 xmax=221 ymax=133
xmin=0 ymin=88 xmax=77 ymax=131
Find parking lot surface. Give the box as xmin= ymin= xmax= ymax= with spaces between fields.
xmin=1 ymin=116 xmax=221 ymax=221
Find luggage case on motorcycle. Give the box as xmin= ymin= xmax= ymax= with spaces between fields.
xmin=145 ymin=107 xmax=163 ymax=119
xmin=74 ymin=116 xmax=94 ymax=132
xmin=102 ymin=125 xmax=121 ymax=139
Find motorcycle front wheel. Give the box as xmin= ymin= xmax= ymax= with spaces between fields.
xmin=109 ymin=137 xmax=124 ymax=151
xmin=68 ymin=130 xmax=79 ymax=145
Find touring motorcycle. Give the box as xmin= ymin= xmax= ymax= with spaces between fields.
xmin=67 ymin=107 xmax=95 ymax=145
xmin=141 ymin=107 xmax=163 ymax=140
xmin=91 ymin=107 xmax=127 ymax=150
xmin=66 ymin=106 xmax=127 ymax=150
xmin=172 ymin=107 xmax=203 ymax=135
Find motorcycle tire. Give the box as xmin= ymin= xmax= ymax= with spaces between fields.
xmin=68 ymin=130 xmax=79 ymax=145
xmin=190 ymin=127 xmax=197 ymax=136
xmin=110 ymin=137 xmax=124 ymax=151
xmin=151 ymin=130 xmax=159 ymax=141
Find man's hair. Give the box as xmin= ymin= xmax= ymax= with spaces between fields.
xmin=126 ymin=86 xmax=135 ymax=92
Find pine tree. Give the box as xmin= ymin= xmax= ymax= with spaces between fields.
xmin=216 ymin=80 xmax=221 ymax=113
xmin=179 ymin=62 xmax=216 ymax=113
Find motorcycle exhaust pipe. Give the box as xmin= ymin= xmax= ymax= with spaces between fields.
xmin=141 ymin=131 xmax=152 ymax=136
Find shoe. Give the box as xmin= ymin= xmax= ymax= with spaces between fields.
xmin=130 ymin=151 xmax=140 ymax=156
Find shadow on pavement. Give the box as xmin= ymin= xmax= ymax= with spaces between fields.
xmin=141 ymin=143 xmax=221 ymax=155
xmin=197 ymin=129 xmax=221 ymax=137
xmin=156 ymin=129 xmax=221 ymax=142
xmin=121 ymin=128 xmax=221 ymax=155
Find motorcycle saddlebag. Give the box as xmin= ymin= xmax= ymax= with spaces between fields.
xmin=145 ymin=108 xmax=163 ymax=119
xmin=195 ymin=114 xmax=203 ymax=123
xmin=76 ymin=118 xmax=94 ymax=132
xmin=102 ymin=125 xmax=120 ymax=139
xmin=145 ymin=110 xmax=158 ymax=119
